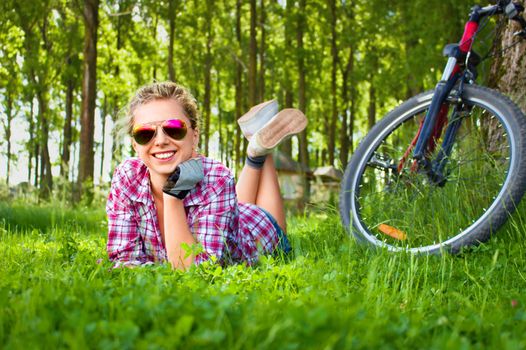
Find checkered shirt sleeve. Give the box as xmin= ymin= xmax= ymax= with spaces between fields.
xmin=106 ymin=163 xmax=149 ymax=267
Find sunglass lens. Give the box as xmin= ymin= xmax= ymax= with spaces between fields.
xmin=163 ymin=119 xmax=187 ymax=140
xmin=132 ymin=127 xmax=156 ymax=145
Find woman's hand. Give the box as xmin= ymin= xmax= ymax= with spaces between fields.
xmin=162 ymin=157 xmax=204 ymax=199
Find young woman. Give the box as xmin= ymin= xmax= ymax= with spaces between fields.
xmin=106 ymin=82 xmax=307 ymax=269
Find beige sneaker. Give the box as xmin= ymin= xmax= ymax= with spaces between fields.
xmin=237 ymin=100 xmax=278 ymax=140
xmin=247 ymin=108 xmax=307 ymax=157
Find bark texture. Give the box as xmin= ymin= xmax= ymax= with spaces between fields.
xmin=328 ymin=0 xmax=338 ymax=166
xmin=297 ymin=0 xmax=310 ymax=202
xmin=167 ymin=0 xmax=178 ymax=82
xmin=202 ymin=0 xmax=213 ymax=155
xmin=489 ymin=1 xmax=526 ymax=113
xmin=61 ymin=78 xmax=74 ymax=179
xmin=234 ymin=0 xmax=243 ymax=168
xmin=78 ymin=0 xmax=99 ymax=201
xmin=258 ymin=0 xmax=266 ymax=102
xmin=248 ymin=0 xmax=258 ymax=107
xmin=487 ymin=3 xmax=526 ymax=152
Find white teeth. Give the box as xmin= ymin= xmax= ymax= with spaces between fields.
xmin=153 ymin=151 xmax=175 ymax=159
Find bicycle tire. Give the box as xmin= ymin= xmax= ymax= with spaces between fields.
xmin=339 ymin=84 xmax=526 ymax=254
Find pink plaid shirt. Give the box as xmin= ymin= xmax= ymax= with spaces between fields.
xmin=106 ymin=155 xmax=279 ymax=267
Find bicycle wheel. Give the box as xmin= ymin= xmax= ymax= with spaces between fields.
xmin=339 ymin=85 xmax=526 ymax=254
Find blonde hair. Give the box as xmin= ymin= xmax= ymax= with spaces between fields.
xmin=124 ymin=81 xmax=200 ymax=134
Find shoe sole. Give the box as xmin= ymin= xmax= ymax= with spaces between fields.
xmin=237 ymin=99 xmax=277 ymax=126
xmin=256 ymin=108 xmax=307 ymax=149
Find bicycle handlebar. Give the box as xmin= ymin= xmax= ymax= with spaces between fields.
xmin=472 ymin=1 xmax=526 ymax=38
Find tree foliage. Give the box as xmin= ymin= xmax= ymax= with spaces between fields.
xmin=0 ymin=0 xmax=523 ymax=201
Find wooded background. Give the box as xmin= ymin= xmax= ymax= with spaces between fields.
xmin=0 ymin=0 xmax=524 ymax=202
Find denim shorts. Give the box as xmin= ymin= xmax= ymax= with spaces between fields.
xmin=260 ymin=208 xmax=292 ymax=254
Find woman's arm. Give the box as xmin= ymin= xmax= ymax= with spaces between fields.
xmin=163 ymin=194 xmax=196 ymax=270
xmin=161 ymin=158 xmax=237 ymax=267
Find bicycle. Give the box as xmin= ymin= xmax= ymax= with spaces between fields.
xmin=339 ymin=0 xmax=526 ymax=254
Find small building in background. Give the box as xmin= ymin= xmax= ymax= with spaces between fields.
xmin=273 ymin=151 xmax=312 ymax=201
xmin=311 ymin=166 xmax=343 ymax=203
xmin=273 ymin=152 xmax=343 ymax=205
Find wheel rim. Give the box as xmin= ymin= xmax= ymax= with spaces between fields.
xmin=349 ymin=92 xmax=516 ymax=253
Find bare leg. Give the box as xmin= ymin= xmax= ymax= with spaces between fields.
xmin=236 ymin=163 xmax=262 ymax=205
xmin=256 ymin=155 xmax=286 ymax=232
xmin=236 ymin=155 xmax=286 ymax=232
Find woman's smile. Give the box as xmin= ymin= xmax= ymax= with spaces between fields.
xmin=151 ymin=150 xmax=177 ymax=161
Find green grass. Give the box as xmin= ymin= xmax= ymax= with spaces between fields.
xmin=1 ymin=202 xmax=526 ymax=349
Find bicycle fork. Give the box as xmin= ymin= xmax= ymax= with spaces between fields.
xmin=407 ymin=6 xmax=486 ymax=185
xmin=412 ymin=72 xmax=460 ymax=162
xmin=401 ymin=70 xmax=461 ymax=185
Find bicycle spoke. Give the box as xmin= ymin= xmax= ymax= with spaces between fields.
xmin=350 ymin=91 xmax=515 ymax=250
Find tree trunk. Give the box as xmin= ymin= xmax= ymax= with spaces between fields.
xmin=489 ymin=3 xmax=526 ymax=113
xmin=27 ymin=99 xmax=34 ymax=184
xmin=297 ymin=0 xmax=310 ymax=203
xmin=78 ymin=0 xmax=99 ymax=202
xmin=248 ymin=0 xmax=258 ymax=107
xmin=110 ymin=2 xmax=124 ymax=173
xmin=34 ymin=141 xmax=40 ymax=188
xmin=202 ymin=48 xmax=212 ymax=156
xmin=100 ymin=95 xmax=107 ymax=181
xmin=216 ymin=73 xmax=224 ymax=163
xmin=61 ymin=78 xmax=74 ymax=179
xmin=349 ymin=77 xmax=356 ymax=156
xmin=37 ymin=15 xmax=53 ymax=199
xmin=258 ymin=0 xmax=266 ymax=102
xmin=368 ymin=82 xmax=376 ymax=130
xmin=4 ymin=94 xmax=13 ymax=186
xmin=339 ymin=46 xmax=354 ymax=168
xmin=234 ymin=0 xmax=243 ymax=169
xmin=487 ymin=3 xmax=526 ymax=152
xmin=339 ymin=4 xmax=355 ymax=168
xmin=167 ymin=0 xmax=178 ymax=82
xmin=59 ymin=9 xmax=79 ymax=181
xmin=328 ymin=0 xmax=338 ymax=166
xmin=37 ymin=91 xmax=52 ymax=199
xmin=202 ymin=0 xmax=213 ymax=155
xmin=32 ymin=88 xmax=39 ymax=188
xmin=281 ymin=0 xmax=294 ymax=158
